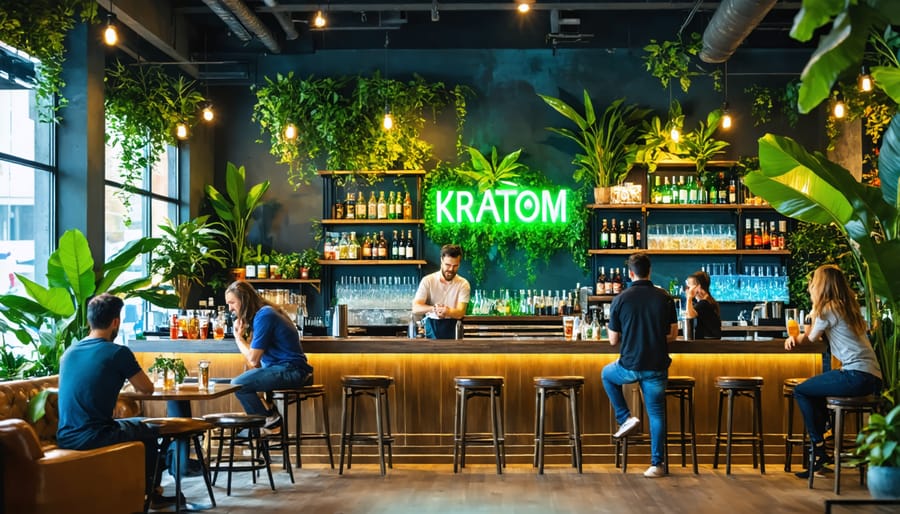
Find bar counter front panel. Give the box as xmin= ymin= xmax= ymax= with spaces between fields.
xmin=131 ymin=337 xmax=824 ymax=466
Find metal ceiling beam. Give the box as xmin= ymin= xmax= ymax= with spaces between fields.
xmin=216 ymin=0 xmax=282 ymax=53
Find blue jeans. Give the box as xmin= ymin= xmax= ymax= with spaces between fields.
xmin=232 ymin=363 xmax=311 ymax=416
xmin=793 ymin=369 xmax=882 ymax=444
xmin=601 ymin=360 xmax=668 ymax=466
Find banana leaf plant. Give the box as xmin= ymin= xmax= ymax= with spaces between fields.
xmin=539 ymin=92 xmax=650 ymax=188
xmin=744 ymin=126 xmax=900 ymax=405
xmin=205 ymin=162 xmax=270 ymax=269
xmin=455 ymin=146 xmax=524 ymax=192
xmin=0 ymin=229 xmax=178 ymax=377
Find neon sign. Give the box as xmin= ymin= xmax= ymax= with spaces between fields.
xmin=435 ymin=189 xmax=568 ymax=224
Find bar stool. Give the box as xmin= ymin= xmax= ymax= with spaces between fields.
xmin=202 ymin=413 xmax=275 ymax=496
xmin=783 ymin=377 xmax=808 ymax=472
xmin=339 ymin=375 xmax=395 ymax=476
xmin=809 ymin=395 xmax=880 ymax=494
xmin=713 ymin=376 xmax=765 ymax=475
xmin=271 ymin=384 xmax=335 ymax=480
xmin=533 ymin=376 xmax=584 ymax=474
xmin=142 ymin=417 xmax=215 ymax=514
xmin=452 ymin=376 xmax=506 ymax=474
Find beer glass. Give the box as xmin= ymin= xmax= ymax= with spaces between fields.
xmin=562 ymin=316 xmax=576 ymax=340
xmin=785 ymin=308 xmax=800 ymax=338
xmin=198 ymin=360 xmax=211 ymax=390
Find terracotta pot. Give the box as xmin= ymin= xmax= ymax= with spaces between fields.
xmin=593 ymin=186 xmax=611 ymax=204
xmin=300 ymin=267 xmax=310 ymax=279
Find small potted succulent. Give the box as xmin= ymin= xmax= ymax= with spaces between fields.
xmin=148 ymin=355 xmax=189 ymax=390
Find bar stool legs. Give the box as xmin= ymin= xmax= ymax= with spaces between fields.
xmin=533 ymin=376 xmax=584 ymax=475
xmin=783 ymin=378 xmax=807 ymax=472
xmin=452 ymin=376 xmax=505 ymax=474
xmin=339 ymin=375 xmax=395 ymax=476
xmin=808 ymin=396 xmax=880 ymax=494
xmin=713 ymin=376 xmax=765 ymax=475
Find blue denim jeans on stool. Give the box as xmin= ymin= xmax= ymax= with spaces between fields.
xmin=232 ymin=363 xmax=310 ymax=416
xmin=792 ymin=369 xmax=881 ymax=444
xmin=601 ymin=360 xmax=668 ymax=467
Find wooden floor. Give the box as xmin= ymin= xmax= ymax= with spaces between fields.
xmin=154 ymin=461 xmax=895 ymax=514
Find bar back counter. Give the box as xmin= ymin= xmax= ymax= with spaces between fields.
xmin=129 ymin=336 xmax=825 ymax=468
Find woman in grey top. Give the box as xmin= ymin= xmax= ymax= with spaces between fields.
xmin=785 ymin=264 xmax=882 ymax=478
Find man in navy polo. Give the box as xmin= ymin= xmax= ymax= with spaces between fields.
xmin=602 ymin=253 xmax=678 ymax=478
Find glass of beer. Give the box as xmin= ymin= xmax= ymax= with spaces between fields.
xmin=785 ymin=308 xmax=800 ymax=338
xmin=198 ymin=360 xmax=210 ymax=390
xmin=562 ymin=316 xmax=576 ymax=340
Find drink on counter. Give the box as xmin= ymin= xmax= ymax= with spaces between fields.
xmin=198 ymin=360 xmax=210 ymax=390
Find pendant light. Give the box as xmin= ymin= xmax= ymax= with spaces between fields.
xmin=833 ymin=93 xmax=846 ymax=119
xmin=103 ymin=2 xmax=118 ymax=46
xmin=859 ymin=65 xmax=873 ymax=93
xmin=314 ymin=10 xmax=326 ymax=28
xmin=382 ymin=31 xmax=394 ymax=131
xmin=284 ymin=123 xmax=298 ymax=140
xmin=720 ymin=63 xmax=733 ymax=130
xmin=201 ymin=104 xmax=215 ymax=122
xmin=175 ymin=122 xmax=189 ymax=140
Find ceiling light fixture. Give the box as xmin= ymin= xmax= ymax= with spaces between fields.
xmin=314 ymin=10 xmax=326 ymax=28
xmin=517 ymin=1 xmax=531 ymax=14
xmin=670 ymin=127 xmax=681 ymax=143
xmin=383 ymin=105 xmax=394 ymax=130
xmin=284 ymin=123 xmax=298 ymax=140
xmin=833 ymin=93 xmax=846 ymax=119
xmin=175 ymin=122 xmax=189 ymax=140
xmin=103 ymin=12 xmax=118 ymax=46
xmin=382 ymin=31 xmax=394 ymax=131
xmin=720 ymin=63 xmax=732 ymax=130
xmin=859 ymin=65 xmax=873 ymax=93
xmin=201 ymin=103 xmax=215 ymax=122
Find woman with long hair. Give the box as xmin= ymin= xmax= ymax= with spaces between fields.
xmin=226 ymin=280 xmax=313 ymax=430
xmin=684 ymin=270 xmax=721 ymax=339
xmin=785 ymin=264 xmax=882 ymax=478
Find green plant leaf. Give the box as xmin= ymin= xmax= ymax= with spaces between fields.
xmin=878 ymin=115 xmax=900 ymax=208
xmin=872 ymin=66 xmax=900 ymax=106
xmin=50 ymin=229 xmax=96 ymax=303
xmin=790 ymin=0 xmax=846 ymax=42
xmin=17 ymin=276 xmax=75 ymax=318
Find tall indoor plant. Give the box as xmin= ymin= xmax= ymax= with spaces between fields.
xmin=205 ymin=162 xmax=270 ymax=273
xmin=538 ymin=92 xmax=649 ymax=203
xmin=149 ymin=216 xmax=228 ymax=310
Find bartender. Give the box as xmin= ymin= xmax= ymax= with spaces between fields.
xmin=412 ymin=244 xmax=470 ymax=339
xmin=684 ymin=270 xmax=722 ymax=339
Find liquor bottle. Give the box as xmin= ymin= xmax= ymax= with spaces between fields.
xmin=388 ymin=191 xmax=396 ymax=219
xmin=752 ymin=218 xmax=763 ymax=249
xmin=762 ymin=221 xmax=771 ymax=249
xmin=368 ymin=191 xmax=377 ymax=219
xmin=338 ymin=233 xmax=350 ymax=260
xmin=403 ymin=192 xmax=413 ymax=219
xmin=744 ymin=218 xmax=753 ymax=249
xmin=391 ymin=230 xmax=400 ymax=259
xmin=405 ymin=230 xmax=415 ymax=259
xmin=348 ymin=231 xmax=360 ymax=259
xmin=377 ymin=231 xmax=388 ymax=259
xmin=768 ymin=221 xmax=779 ymax=250
xmin=728 ymin=176 xmax=738 ymax=204
xmin=357 ymin=191 xmax=367 ymax=219
xmin=717 ymin=172 xmax=728 ymax=204
xmin=599 ymin=219 xmax=610 ymax=249
xmin=661 ymin=177 xmax=672 ymax=204
xmin=687 ymin=176 xmax=699 ymax=204
xmin=377 ymin=191 xmax=388 ymax=219
xmin=345 ymin=192 xmax=356 ymax=219
xmin=626 ymin=219 xmax=635 ymax=249
xmin=678 ymin=176 xmax=688 ymax=204
xmin=618 ymin=220 xmax=627 ymax=249
xmin=604 ymin=269 xmax=614 ymax=295
xmin=596 ymin=266 xmax=606 ymax=295
xmin=651 ymin=176 xmax=662 ymax=204
xmin=362 ymin=232 xmax=372 ymax=259
xmin=612 ymin=268 xmax=623 ymax=295
xmin=778 ymin=220 xmax=787 ymax=250
xmin=590 ymin=313 xmax=601 ymax=341
xmin=394 ymin=191 xmax=403 ymax=220
xmin=609 ymin=219 xmax=619 ymax=249
xmin=635 ymin=220 xmax=642 ymax=249
xmin=708 ymin=177 xmax=718 ymax=205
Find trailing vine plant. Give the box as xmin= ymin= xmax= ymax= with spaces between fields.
xmin=642 ymin=32 xmax=721 ymax=93
xmin=745 ymin=81 xmax=801 ymax=127
xmin=423 ymin=147 xmax=588 ymax=284
xmin=105 ymin=61 xmax=206 ymax=221
xmin=0 ymin=0 xmax=98 ymax=122
xmin=251 ymin=72 xmax=471 ymax=187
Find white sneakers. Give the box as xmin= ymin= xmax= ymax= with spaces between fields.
xmin=643 ymin=465 xmax=665 ymax=478
xmin=613 ymin=416 xmax=640 ymax=438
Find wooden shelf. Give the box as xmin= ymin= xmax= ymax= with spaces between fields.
xmin=589 ymin=203 xmax=770 ymax=210
xmin=588 ymin=295 xmax=617 ymax=302
xmin=589 ymin=249 xmax=790 ymax=256
xmin=319 ymin=259 xmax=427 ymax=265
xmin=317 ymin=170 xmax=426 ymax=176
xmin=322 ymin=218 xmax=424 ymax=224
xmin=245 ymin=278 xmax=321 ymax=293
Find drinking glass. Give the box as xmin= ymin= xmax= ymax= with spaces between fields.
xmin=562 ymin=316 xmax=576 ymax=340
xmin=785 ymin=308 xmax=801 ymax=338
xmin=198 ymin=360 xmax=210 ymax=390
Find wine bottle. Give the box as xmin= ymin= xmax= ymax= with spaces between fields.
xmin=600 ymin=219 xmax=610 ymax=249
xmin=405 ymin=230 xmax=414 ymax=259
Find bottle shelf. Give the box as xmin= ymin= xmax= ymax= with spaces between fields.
xmin=588 ymin=295 xmax=616 ymax=302
xmin=319 ymin=259 xmax=427 ymax=266
xmin=589 ymin=249 xmax=790 ymax=255
xmin=589 ymin=203 xmax=770 ymax=211
xmin=317 ymin=170 xmax=426 ymax=176
xmin=245 ymin=278 xmax=321 ymax=292
xmin=321 ymin=218 xmax=424 ymax=225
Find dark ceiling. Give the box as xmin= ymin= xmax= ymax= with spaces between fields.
xmin=104 ymin=0 xmax=807 ymax=81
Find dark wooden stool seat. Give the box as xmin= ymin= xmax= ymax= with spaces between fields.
xmin=339 ymin=375 xmax=395 ymax=476
xmin=203 ymin=413 xmax=275 ymax=496
xmin=271 ymin=384 xmax=335 ymax=481
xmin=453 ymin=376 xmax=506 ymax=474
xmin=533 ymin=376 xmax=584 ymax=474
xmin=142 ymin=417 xmax=216 ymax=514
xmin=783 ymin=377 xmax=808 ymax=472
xmin=808 ymin=395 xmax=881 ymax=494
xmin=714 ymin=376 xmax=765 ymax=475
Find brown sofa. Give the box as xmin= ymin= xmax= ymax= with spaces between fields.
xmin=0 ymin=375 xmax=145 ymax=514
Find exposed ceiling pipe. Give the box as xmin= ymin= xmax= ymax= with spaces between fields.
xmin=201 ymin=0 xmax=252 ymax=43
xmin=262 ymin=0 xmax=299 ymax=40
xmin=214 ymin=0 xmax=282 ymax=53
xmin=700 ymin=0 xmax=779 ymax=63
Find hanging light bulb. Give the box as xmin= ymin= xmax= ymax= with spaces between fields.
xmin=175 ymin=122 xmax=189 ymax=140
xmin=859 ymin=66 xmax=873 ymax=93
xmin=201 ymin=104 xmax=214 ymax=122
xmin=833 ymin=96 xmax=846 ymax=119
xmin=314 ymin=11 xmax=326 ymax=28
xmin=103 ymin=14 xmax=118 ymax=46
xmin=383 ymin=106 xmax=394 ymax=130
xmin=670 ymin=127 xmax=681 ymax=143
xmin=517 ymin=1 xmax=531 ymax=14
xmin=284 ymin=123 xmax=298 ymax=140
xmin=721 ymin=102 xmax=733 ymax=130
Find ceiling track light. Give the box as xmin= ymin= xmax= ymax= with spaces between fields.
xmin=103 ymin=13 xmax=118 ymax=46
xmin=859 ymin=65 xmax=873 ymax=93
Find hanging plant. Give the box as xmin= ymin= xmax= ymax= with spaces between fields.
xmin=423 ymin=148 xmax=588 ymax=284
xmin=635 ymin=100 xmax=688 ymax=172
xmin=105 ymin=60 xmax=206 ymax=222
xmin=642 ymin=32 xmax=720 ymax=93
xmin=681 ymin=109 xmax=731 ymax=176
xmin=0 ymin=0 xmax=98 ymax=122
xmin=251 ymin=72 xmax=470 ymax=187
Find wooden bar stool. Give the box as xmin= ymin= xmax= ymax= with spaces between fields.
xmin=809 ymin=395 xmax=880 ymax=494
xmin=271 ymin=384 xmax=335 ymax=479
xmin=782 ymin=377 xmax=808 ymax=472
xmin=142 ymin=417 xmax=215 ymax=514
xmin=202 ymin=413 xmax=275 ymax=496
xmin=339 ymin=375 xmax=395 ymax=476
xmin=452 ymin=376 xmax=506 ymax=474
xmin=713 ymin=376 xmax=765 ymax=475
xmin=533 ymin=376 xmax=584 ymax=474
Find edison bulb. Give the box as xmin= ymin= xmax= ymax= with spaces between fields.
xmin=670 ymin=128 xmax=681 ymax=143
xmin=833 ymin=101 xmax=846 ymax=119
xmin=721 ymin=113 xmax=733 ymax=130
xmin=104 ymin=25 xmax=118 ymax=46
xmin=284 ymin=123 xmax=298 ymax=140
xmin=314 ymin=11 xmax=326 ymax=28
xmin=175 ymin=123 xmax=188 ymax=140
xmin=201 ymin=106 xmax=214 ymax=122
xmin=517 ymin=3 xmax=530 ymax=13
xmin=383 ymin=113 xmax=394 ymax=130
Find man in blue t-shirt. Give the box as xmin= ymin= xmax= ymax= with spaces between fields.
xmin=57 ymin=293 xmax=160 ymax=500
xmin=601 ymin=253 xmax=678 ymax=478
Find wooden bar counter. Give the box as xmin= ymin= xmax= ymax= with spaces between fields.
xmin=129 ymin=336 xmax=825 ymax=467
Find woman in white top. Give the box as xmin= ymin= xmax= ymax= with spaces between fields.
xmin=785 ymin=264 xmax=882 ymax=478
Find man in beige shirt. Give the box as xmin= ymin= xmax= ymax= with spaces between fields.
xmin=412 ymin=244 xmax=470 ymax=338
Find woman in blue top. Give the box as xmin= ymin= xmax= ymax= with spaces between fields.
xmin=785 ymin=265 xmax=882 ymax=478
xmin=226 ymin=280 xmax=313 ymax=429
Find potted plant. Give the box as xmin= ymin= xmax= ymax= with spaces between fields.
xmin=854 ymin=404 xmax=900 ymax=498
xmin=205 ymin=162 xmax=270 ymax=277
xmin=274 ymin=251 xmax=302 ymax=280
xmin=147 ymin=355 xmax=188 ymax=391
xmin=149 ymin=216 xmax=228 ymax=310
xmin=680 ymin=109 xmax=731 ymax=176
xmin=635 ymin=100 xmax=688 ymax=173
xmin=298 ymin=249 xmax=321 ymax=280
xmin=538 ymin=92 xmax=649 ymax=203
